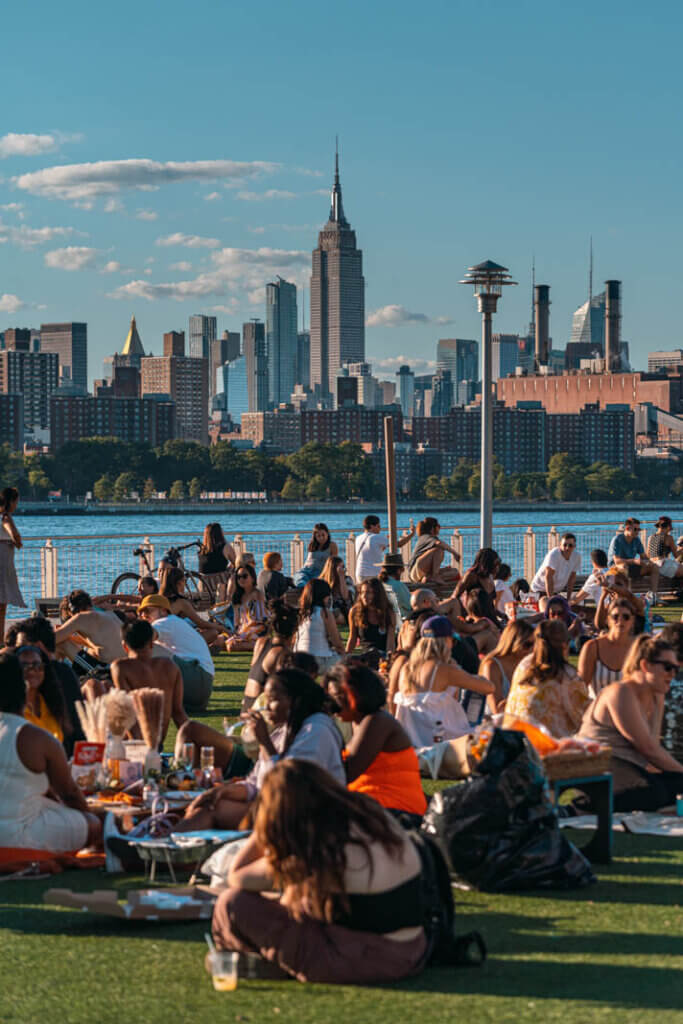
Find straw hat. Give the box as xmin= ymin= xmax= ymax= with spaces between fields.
xmin=379 ymin=552 xmax=404 ymax=570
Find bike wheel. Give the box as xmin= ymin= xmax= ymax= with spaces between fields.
xmin=184 ymin=571 xmax=206 ymax=607
xmin=111 ymin=571 xmax=141 ymax=595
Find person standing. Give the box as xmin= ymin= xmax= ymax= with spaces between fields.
xmin=0 ymin=487 xmax=26 ymax=641
xmin=354 ymin=516 xmax=413 ymax=584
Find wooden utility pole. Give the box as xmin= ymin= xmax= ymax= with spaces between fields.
xmin=383 ymin=415 xmax=398 ymax=553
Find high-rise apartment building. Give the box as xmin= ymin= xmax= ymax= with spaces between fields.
xmin=3 ymin=328 xmax=31 ymax=351
xmin=430 ymin=368 xmax=453 ymax=416
xmin=266 ymin=278 xmax=298 ymax=406
xmin=164 ymin=331 xmax=185 ymax=357
xmin=40 ymin=322 xmax=88 ymax=392
xmin=243 ymin=320 xmax=268 ymax=413
xmin=188 ymin=315 xmax=217 ymax=360
xmin=50 ymin=394 xmax=176 ymax=450
xmin=0 ymin=349 xmax=59 ymax=438
xmin=210 ymin=331 xmax=240 ymax=400
xmin=396 ymin=365 xmax=415 ymax=418
xmin=296 ymin=331 xmax=310 ymax=389
xmin=310 ymin=152 xmax=365 ymax=397
xmin=140 ymin=354 xmax=208 ymax=442
xmin=0 ymin=394 xmax=24 ymax=450
xmin=436 ymin=339 xmax=478 ymax=385
xmin=492 ymin=334 xmax=522 ymax=381
xmin=218 ymin=355 xmax=249 ymax=425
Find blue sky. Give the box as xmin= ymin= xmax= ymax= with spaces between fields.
xmin=2 ymin=0 xmax=682 ymax=384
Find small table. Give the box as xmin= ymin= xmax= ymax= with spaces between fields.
xmin=551 ymin=772 xmax=613 ymax=864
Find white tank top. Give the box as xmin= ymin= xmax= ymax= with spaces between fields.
xmin=295 ymin=607 xmax=334 ymax=658
xmin=0 ymin=713 xmax=49 ymax=840
xmin=394 ymin=663 xmax=471 ymax=748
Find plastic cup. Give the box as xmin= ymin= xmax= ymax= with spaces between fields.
xmin=210 ymin=951 xmax=238 ymax=991
xmin=182 ymin=742 xmax=195 ymax=769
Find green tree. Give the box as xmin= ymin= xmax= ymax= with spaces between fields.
xmin=424 ymin=475 xmax=446 ymax=500
xmin=280 ymin=475 xmax=304 ymax=501
xmin=188 ymin=477 xmax=202 ymax=500
xmin=169 ymin=479 xmax=185 ymax=500
xmin=93 ymin=473 xmax=115 ymax=501
xmin=547 ymin=453 xmax=586 ymax=501
xmin=113 ymin=471 xmax=136 ymax=501
xmin=305 ymin=474 xmax=328 ymax=501
xmin=143 ymin=477 xmax=156 ymax=500
xmin=27 ymin=467 xmax=52 ymax=498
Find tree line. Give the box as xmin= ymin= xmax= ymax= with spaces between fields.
xmin=2 ymin=439 xmax=682 ymax=503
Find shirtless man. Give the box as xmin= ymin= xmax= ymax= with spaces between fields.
xmin=110 ymin=619 xmax=188 ymax=746
xmin=55 ymin=589 xmax=126 ymax=665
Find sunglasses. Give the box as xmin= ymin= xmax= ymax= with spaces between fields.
xmin=609 ymin=613 xmax=632 ymax=621
xmin=236 ymin=572 xmax=250 ymax=579
xmin=561 ymin=543 xmax=576 ymax=549
xmin=650 ymin=660 xmax=678 ymax=673
xmin=20 ymin=660 xmax=43 ymax=669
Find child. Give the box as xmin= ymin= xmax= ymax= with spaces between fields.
xmin=573 ymin=549 xmax=608 ymax=606
xmin=494 ymin=563 xmax=514 ymax=613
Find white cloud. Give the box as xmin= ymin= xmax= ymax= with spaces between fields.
xmin=372 ymin=355 xmax=437 ymax=376
xmin=108 ymin=246 xmax=309 ymax=302
xmin=0 ymin=133 xmax=58 ymax=158
xmin=155 ymin=232 xmax=220 ymax=249
xmin=136 ymin=209 xmax=158 ymax=221
xmin=203 ymin=191 xmax=221 ymax=202
xmin=212 ymin=302 xmax=238 ymax=314
xmin=44 ymin=246 xmax=99 ymax=270
xmin=0 ymin=202 xmax=24 ymax=216
xmin=14 ymin=158 xmax=278 ymax=202
xmin=100 ymin=260 xmax=132 ymax=274
xmin=0 ymin=220 xmax=80 ymax=249
xmin=366 ymin=304 xmax=454 ymax=328
xmin=0 ymin=293 xmax=25 ymax=313
xmin=236 ymin=189 xmax=297 ymax=201
xmin=247 ymin=226 xmax=266 ymax=235
xmin=104 ymin=198 xmax=124 ymax=213
xmin=170 ymin=261 xmax=192 ymax=271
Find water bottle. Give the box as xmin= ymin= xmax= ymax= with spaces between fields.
xmin=433 ymin=719 xmax=444 ymax=744
xmin=142 ymin=777 xmax=159 ymax=809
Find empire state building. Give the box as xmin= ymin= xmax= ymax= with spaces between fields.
xmin=310 ymin=150 xmax=365 ymax=398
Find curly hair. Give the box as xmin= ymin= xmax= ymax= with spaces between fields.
xmin=350 ymin=578 xmax=393 ymax=633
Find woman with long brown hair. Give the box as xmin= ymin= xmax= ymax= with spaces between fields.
xmin=504 ymin=619 xmax=589 ymax=736
xmin=294 ymin=523 xmax=339 ymax=587
xmin=578 ymin=597 xmax=635 ymax=698
xmin=0 ymin=486 xmax=25 ymax=639
xmin=210 ymin=759 xmax=428 ymax=983
xmin=198 ymin=522 xmax=236 ymax=602
xmin=224 ymin=564 xmax=267 ymax=653
xmin=346 ymin=578 xmax=396 ymax=655
xmin=480 ymin=619 xmax=535 ymax=714
xmin=319 ymin=555 xmax=353 ymax=624
xmin=158 ymin=566 xmax=222 ymax=646
xmin=295 ymin=578 xmax=344 ymax=672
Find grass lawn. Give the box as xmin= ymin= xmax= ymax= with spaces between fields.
xmin=3 ymin=645 xmax=683 ymax=1024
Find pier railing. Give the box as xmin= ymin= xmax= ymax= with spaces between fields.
xmin=10 ymin=518 xmax=682 ymax=619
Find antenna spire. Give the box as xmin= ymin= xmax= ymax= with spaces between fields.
xmin=589 ymin=236 xmax=593 ymax=304
xmin=530 ymin=254 xmax=536 ymax=336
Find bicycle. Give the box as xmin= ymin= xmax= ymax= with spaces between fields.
xmin=110 ymin=540 xmax=206 ymax=604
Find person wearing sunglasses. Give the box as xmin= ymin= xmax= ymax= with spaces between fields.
xmin=608 ymin=518 xmax=660 ymax=604
xmin=578 ymin=599 xmax=635 ymax=698
xmin=578 ymin=635 xmax=683 ymax=811
xmin=530 ymin=533 xmax=581 ymax=606
xmin=224 ymin=564 xmax=267 ymax=653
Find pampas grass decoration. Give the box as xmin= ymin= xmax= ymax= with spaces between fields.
xmin=131 ymin=688 xmax=164 ymax=751
xmin=75 ymin=695 xmax=108 ymax=744
xmin=106 ymin=690 xmax=137 ymax=737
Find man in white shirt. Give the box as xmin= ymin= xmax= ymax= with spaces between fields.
xmin=354 ymin=515 xmax=413 ymax=583
xmin=139 ymin=594 xmax=215 ymax=713
xmin=530 ymin=533 xmax=581 ymax=603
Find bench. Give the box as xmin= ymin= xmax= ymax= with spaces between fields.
xmin=552 ymin=772 xmax=613 ymax=864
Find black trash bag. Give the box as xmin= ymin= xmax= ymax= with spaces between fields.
xmin=421 ymin=728 xmax=596 ymax=892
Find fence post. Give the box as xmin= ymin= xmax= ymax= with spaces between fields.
xmin=547 ymin=525 xmax=559 ymax=554
xmin=524 ymin=527 xmax=536 ymax=583
xmin=346 ymin=532 xmax=357 ymax=581
xmin=289 ymin=534 xmax=305 ymax=575
xmin=233 ymin=534 xmax=244 ymax=564
xmin=450 ymin=528 xmax=463 ymax=571
xmin=399 ymin=527 xmax=413 ymax=580
xmin=140 ymin=536 xmax=154 ymax=577
xmin=40 ymin=538 xmax=58 ymax=598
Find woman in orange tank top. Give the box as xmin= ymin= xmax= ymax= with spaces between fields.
xmin=325 ymin=662 xmax=427 ymax=821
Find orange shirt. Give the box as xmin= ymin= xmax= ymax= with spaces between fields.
xmin=347 ymin=747 xmax=427 ymax=816
xmin=24 ymin=694 xmax=64 ymax=744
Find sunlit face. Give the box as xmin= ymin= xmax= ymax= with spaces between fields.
xmin=326 ymin=679 xmax=352 ymax=721
xmin=236 ymin=569 xmax=253 ymax=591
xmin=314 ymin=528 xmax=329 ymax=545
xmin=644 ymin=654 xmax=678 ymax=695
xmin=624 ymin=523 xmax=641 ymax=541
xmin=264 ymin=678 xmax=292 ymax=725
xmin=560 ymin=537 xmax=576 ymax=559
xmin=18 ymin=649 xmax=44 ymax=692
xmin=608 ymin=607 xmax=633 ymax=634
xmin=360 ymin=583 xmax=374 ymax=607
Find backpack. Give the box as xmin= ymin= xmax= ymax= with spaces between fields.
xmin=410 ymin=830 xmax=486 ymax=967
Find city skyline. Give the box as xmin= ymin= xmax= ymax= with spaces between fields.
xmin=3 ymin=2 xmax=683 ymax=384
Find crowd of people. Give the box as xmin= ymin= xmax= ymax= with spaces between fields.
xmin=1 ymin=500 xmax=683 ymax=984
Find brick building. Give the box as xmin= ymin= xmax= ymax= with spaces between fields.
xmin=0 ymin=394 xmax=24 ymax=450
xmin=241 ymin=406 xmax=403 ymax=452
xmin=50 ymin=395 xmax=176 ymax=450
xmin=140 ymin=355 xmax=208 ymax=443
xmin=497 ymin=370 xmax=683 ymax=416
xmin=0 ymin=349 xmax=59 ymax=437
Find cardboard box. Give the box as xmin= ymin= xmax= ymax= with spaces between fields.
xmin=43 ymin=885 xmax=217 ymax=921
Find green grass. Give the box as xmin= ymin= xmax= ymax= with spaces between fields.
xmin=3 ymin=641 xmax=683 ymax=1024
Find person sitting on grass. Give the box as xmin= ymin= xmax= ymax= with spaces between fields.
xmin=410 ymin=587 xmax=497 ymax=657
xmin=504 ymin=619 xmax=589 ymax=737
xmin=325 ymin=661 xmax=427 ymax=825
xmin=480 ymin=619 xmax=535 ymax=714
xmin=0 ymin=652 xmax=101 ymax=853
xmin=346 ymin=578 xmax=396 ymax=657
xmin=158 ymin=566 xmax=223 ymax=648
xmin=175 ymin=669 xmax=344 ymax=832
xmin=578 ymin=598 xmax=635 ymax=698
xmin=320 ymin=555 xmax=354 ymax=625
xmin=257 ymin=552 xmax=293 ymax=604
xmin=296 ymin=579 xmax=345 ymax=674
xmin=594 ymin=568 xmax=646 ymax=634
xmin=210 ymin=759 xmax=429 ymax=984
xmin=407 ymin=517 xmax=460 ymax=585
xmin=456 ymin=548 xmax=505 ymax=629
xmin=110 ymin=619 xmax=188 ymax=746
xmin=138 ymin=594 xmax=215 ymax=714
xmin=17 ymin=645 xmax=72 ymax=750
xmin=545 ymin=595 xmax=584 ymax=648
xmin=493 ymin=563 xmax=514 ymax=615
xmin=578 ymin=635 xmax=683 ymax=811
xmin=54 ymin=589 xmax=126 ymax=670
xmin=241 ymin=600 xmax=300 ymax=713
xmin=224 ymin=564 xmax=267 ymax=653
xmin=378 ymin=553 xmax=411 ymax=622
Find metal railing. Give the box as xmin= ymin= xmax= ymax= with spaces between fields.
xmin=9 ymin=518 xmax=681 ymax=619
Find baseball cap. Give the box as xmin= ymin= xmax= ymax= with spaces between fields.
xmin=139 ymin=594 xmax=171 ymax=612
xmin=420 ymin=615 xmax=453 ymax=639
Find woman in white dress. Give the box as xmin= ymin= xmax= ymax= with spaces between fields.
xmin=0 ymin=653 xmax=100 ymax=852
xmin=0 ymin=487 xmax=26 ymax=641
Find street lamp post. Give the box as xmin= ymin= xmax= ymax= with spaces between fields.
xmin=460 ymin=260 xmax=517 ymax=549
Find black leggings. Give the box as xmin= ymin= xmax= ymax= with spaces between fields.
xmin=611 ymin=758 xmax=683 ymax=813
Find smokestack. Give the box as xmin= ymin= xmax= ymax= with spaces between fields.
xmin=534 ymin=284 xmax=550 ymax=368
xmin=605 ymin=280 xmax=621 ymax=372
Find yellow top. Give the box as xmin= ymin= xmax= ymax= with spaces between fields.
xmin=121 ymin=315 xmax=145 ymax=356
xmin=504 ymin=655 xmax=589 ymax=739
xmin=24 ymin=693 xmax=64 ymax=744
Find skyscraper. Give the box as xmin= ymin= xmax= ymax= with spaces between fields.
xmin=164 ymin=331 xmax=185 ymax=357
xmin=219 ymin=355 xmax=249 ymax=425
xmin=436 ymin=339 xmax=478 ymax=385
xmin=40 ymin=322 xmax=88 ymax=392
xmin=296 ymin=331 xmax=310 ymax=389
xmin=310 ymin=148 xmax=365 ymax=397
xmin=396 ymin=365 xmax=415 ymax=418
xmin=209 ymin=330 xmax=240 ymax=400
xmin=266 ymin=278 xmax=298 ymax=406
xmin=492 ymin=334 xmax=521 ymax=381
xmin=188 ymin=314 xmax=217 ymax=360
xmin=243 ymin=320 xmax=268 ymax=413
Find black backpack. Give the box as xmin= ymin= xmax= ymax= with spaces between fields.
xmin=410 ymin=831 xmax=486 ymax=967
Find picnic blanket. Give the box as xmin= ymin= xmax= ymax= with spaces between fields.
xmin=560 ymin=812 xmax=683 ymax=837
